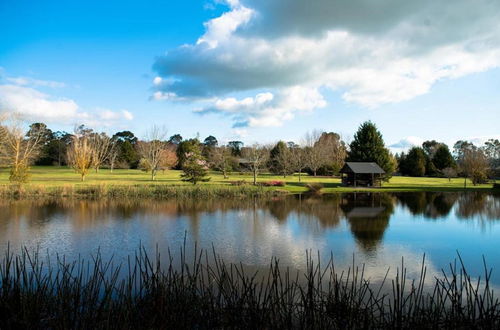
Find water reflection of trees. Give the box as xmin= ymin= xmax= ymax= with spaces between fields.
xmin=340 ymin=193 xmax=395 ymax=253
xmin=395 ymin=192 xmax=459 ymax=219
xmin=0 ymin=192 xmax=497 ymax=249
xmin=455 ymin=192 xmax=500 ymax=221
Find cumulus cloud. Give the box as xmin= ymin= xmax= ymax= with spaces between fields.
xmin=0 ymin=77 xmax=133 ymax=126
xmin=197 ymin=86 xmax=325 ymax=127
xmin=389 ymin=136 xmax=425 ymax=150
xmin=153 ymin=0 xmax=500 ymax=126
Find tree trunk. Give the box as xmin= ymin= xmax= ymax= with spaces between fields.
xmin=81 ymin=173 xmax=85 ymax=182
xmin=298 ymin=170 xmax=302 ymax=182
xmin=253 ymin=168 xmax=257 ymax=185
xmin=314 ymin=170 xmax=317 ymax=177
xmin=151 ymin=170 xmax=156 ymax=181
xmin=464 ymin=176 xmax=467 ymax=189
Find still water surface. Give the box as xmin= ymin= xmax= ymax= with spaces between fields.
xmin=0 ymin=192 xmax=498 ymax=284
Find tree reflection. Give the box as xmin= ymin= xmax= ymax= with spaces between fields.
xmin=395 ymin=192 xmax=458 ymax=219
xmin=456 ymin=192 xmax=500 ymax=221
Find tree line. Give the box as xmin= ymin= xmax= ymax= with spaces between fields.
xmin=1 ymin=117 xmax=498 ymax=185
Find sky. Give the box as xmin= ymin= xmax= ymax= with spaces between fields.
xmin=0 ymin=0 xmax=499 ymax=151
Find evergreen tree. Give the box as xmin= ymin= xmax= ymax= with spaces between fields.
xmin=180 ymin=143 xmax=210 ymax=184
xmin=433 ymin=145 xmax=455 ymax=170
xmin=348 ymin=121 xmax=394 ymax=179
xmin=405 ymin=147 xmax=427 ymax=177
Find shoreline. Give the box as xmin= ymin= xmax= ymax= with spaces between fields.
xmin=0 ymin=182 xmax=495 ymax=199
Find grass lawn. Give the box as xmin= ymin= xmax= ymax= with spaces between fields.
xmin=0 ymin=166 xmax=494 ymax=193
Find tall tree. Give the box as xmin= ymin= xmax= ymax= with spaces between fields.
xmin=180 ymin=143 xmax=210 ymax=184
xmin=242 ymin=144 xmax=269 ymax=185
xmin=210 ymin=146 xmax=233 ymax=179
xmin=268 ymin=141 xmax=293 ymax=177
xmin=168 ymin=134 xmax=183 ymax=145
xmin=433 ymin=144 xmax=455 ymax=170
xmin=422 ymin=140 xmax=440 ymax=159
xmin=176 ymin=138 xmax=202 ymax=169
xmin=137 ymin=126 xmax=169 ymax=181
xmin=462 ymin=148 xmax=489 ymax=186
xmin=0 ymin=119 xmax=44 ymax=183
xmin=67 ymin=134 xmax=93 ymax=182
xmin=89 ymin=132 xmax=113 ymax=172
xmin=316 ymin=132 xmax=347 ymax=175
xmin=404 ymin=147 xmax=427 ymax=177
xmin=228 ymin=141 xmax=244 ymax=157
xmin=303 ymin=130 xmax=325 ymax=177
xmin=203 ymin=135 xmax=218 ymax=147
xmin=347 ymin=121 xmax=394 ymax=179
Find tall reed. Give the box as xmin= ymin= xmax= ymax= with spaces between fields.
xmin=0 ymin=245 xmax=498 ymax=329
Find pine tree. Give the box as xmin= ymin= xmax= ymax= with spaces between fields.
xmin=180 ymin=146 xmax=210 ymax=184
xmin=348 ymin=121 xmax=394 ymax=180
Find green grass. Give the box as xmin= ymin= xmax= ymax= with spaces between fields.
xmin=0 ymin=166 xmax=494 ymax=197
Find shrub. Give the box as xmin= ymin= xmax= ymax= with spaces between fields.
xmin=259 ymin=180 xmax=285 ymax=187
xmin=306 ymin=182 xmax=323 ymax=194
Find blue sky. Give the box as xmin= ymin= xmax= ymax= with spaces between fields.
xmin=1 ymin=0 xmax=499 ymax=150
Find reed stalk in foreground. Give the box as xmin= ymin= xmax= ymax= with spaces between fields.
xmin=0 ymin=245 xmax=498 ymax=329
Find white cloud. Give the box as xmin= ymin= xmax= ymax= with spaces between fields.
xmin=198 ymin=86 xmax=325 ymax=127
xmin=153 ymin=0 xmax=500 ymax=127
xmin=389 ymin=136 xmax=425 ymax=151
xmin=0 ymin=84 xmax=79 ymax=120
xmin=6 ymin=76 xmax=66 ymax=88
xmin=0 ymin=81 xmax=133 ymax=127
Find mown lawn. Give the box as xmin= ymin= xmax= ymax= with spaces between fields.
xmin=0 ymin=166 xmax=494 ymax=193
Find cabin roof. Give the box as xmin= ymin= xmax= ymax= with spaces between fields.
xmin=340 ymin=162 xmax=385 ymax=174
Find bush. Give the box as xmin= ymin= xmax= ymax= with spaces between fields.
xmin=471 ymin=171 xmax=488 ymax=185
xmin=259 ymin=180 xmax=285 ymax=187
xmin=305 ymin=182 xmax=323 ymax=194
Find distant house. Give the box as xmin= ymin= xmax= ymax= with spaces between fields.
xmin=340 ymin=162 xmax=385 ymax=187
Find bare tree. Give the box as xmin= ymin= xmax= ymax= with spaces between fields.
xmin=137 ymin=126 xmax=169 ymax=181
xmin=211 ymin=146 xmax=232 ymax=179
xmin=241 ymin=144 xmax=269 ymax=185
xmin=290 ymin=146 xmax=308 ymax=182
xmin=462 ymin=148 xmax=489 ymax=187
xmin=303 ymin=130 xmax=324 ymax=176
xmin=90 ymin=132 xmax=113 ymax=172
xmin=317 ymin=132 xmax=347 ymax=175
xmin=67 ymin=134 xmax=93 ymax=181
xmin=0 ymin=118 xmax=44 ymax=183
xmin=442 ymin=167 xmax=457 ymax=182
xmin=108 ymin=143 xmax=119 ymax=172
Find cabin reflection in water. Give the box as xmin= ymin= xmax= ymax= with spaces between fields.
xmin=340 ymin=193 xmax=394 ymax=253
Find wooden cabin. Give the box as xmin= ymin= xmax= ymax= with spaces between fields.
xmin=339 ymin=162 xmax=385 ymax=187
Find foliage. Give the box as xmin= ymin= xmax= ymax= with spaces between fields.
xmin=433 ymin=144 xmax=456 ymax=170
xmin=268 ymin=141 xmax=294 ymax=177
xmin=176 ymin=138 xmax=202 ymax=169
xmin=259 ymin=180 xmax=285 ymax=186
xmin=227 ymin=141 xmax=244 ymax=156
xmin=180 ymin=150 xmax=210 ymax=184
xmin=400 ymin=147 xmax=427 ymax=177
xmin=348 ymin=121 xmax=394 ymax=179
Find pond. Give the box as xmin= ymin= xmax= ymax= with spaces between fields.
xmin=0 ymin=191 xmax=499 ymax=285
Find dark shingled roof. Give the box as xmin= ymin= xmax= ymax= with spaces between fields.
xmin=340 ymin=162 xmax=385 ymax=174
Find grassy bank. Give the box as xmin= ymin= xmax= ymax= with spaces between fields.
xmin=0 ymin=246 xmax=498 ymax=329
xmin=0 ymin=166 xmax=495 ymax=198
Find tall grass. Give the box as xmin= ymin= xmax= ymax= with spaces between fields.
xmin=0 ymin=184 xmax=285 ymax=199
xmin=0 ymin=245 xmax=498 ymax=329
